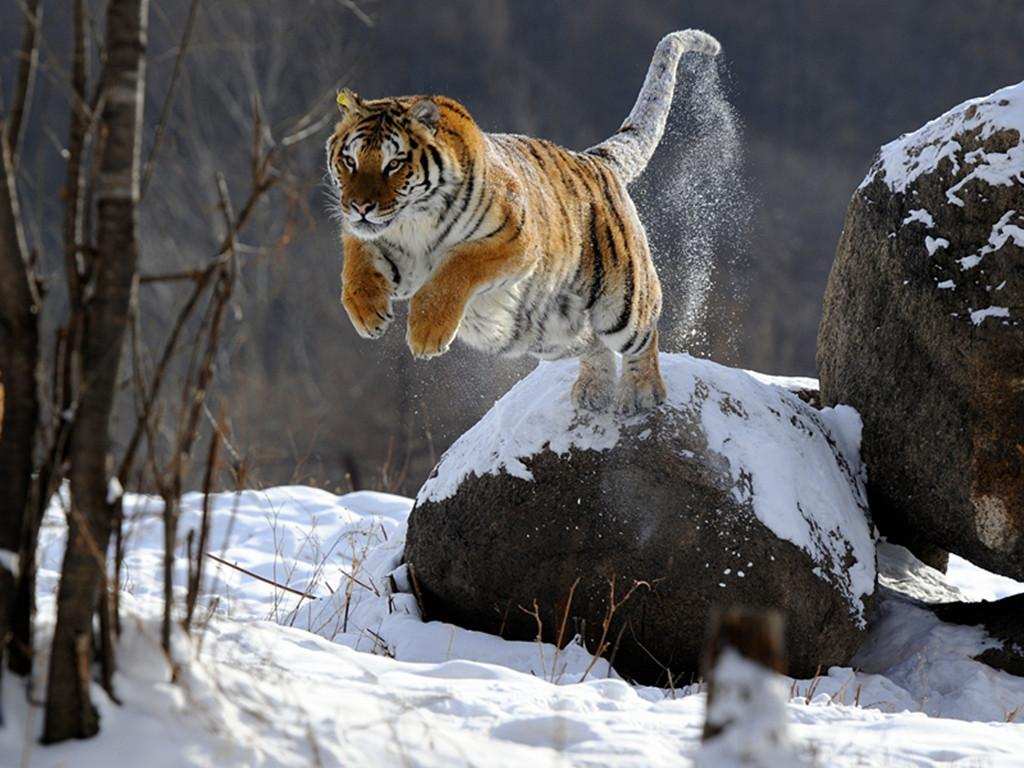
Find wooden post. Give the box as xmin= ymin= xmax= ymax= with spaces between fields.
xmin=702 ymin=606 xmax=786 ymax=741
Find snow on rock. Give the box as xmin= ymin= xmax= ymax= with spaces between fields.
xmin=970 ymin=305 xmax=1011 ymax=325
xmin=924 ymin=235 xmax=949 ymax=255
xmin=418 ymin=353 xmax=875 ymax=621
xmin=857 ymin=82 xmax=1023 ymax=327
xmin=902 ymin=208 xmax=936 ymax=228
xmin=957 ymin=209 xmax=1024 ymax=273
xmin=861 ymin=80 xmax=1024 ymax=203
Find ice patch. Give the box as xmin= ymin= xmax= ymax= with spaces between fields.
xmin=936 ymin=280 xmax=956 ymax=289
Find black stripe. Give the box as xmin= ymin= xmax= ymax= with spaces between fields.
xmin=631 ymin=328 xmax=653 ymax=355
xmin=503 ymin=214 xmax=525 ymax=243
xmin=431 ymin=160 xmax=477 ymax=249
xmin=586 ymin=208 xmax=604 ymax=310
xmin=410 ymin=151 xmax=433 ymax=194
xmin=465 ymin=192 xmax=494 ymax=239
xmin=604 ymin=221 xmax=621 ymax=267
xmin=477 ymin=212 xmax=509 ymax=241
xmin=427 ymin=144 xmax=444 ymax=173
xmin=597 ymin=169 xmax=629 ymax=245
xmin=540 ymin=144 xmax=574 ymax=232
xmin=438 ymin=125 xmax=468 ymax=152
xmin=437 ymin=157 xmax=473 ymax=223
xmin=619 ymin=328 xmax=640 ymax=354
xmin=441 ymin=101 xmax=472 ymax=121
xmin=379 ymin=251 xmax=401 ymax=288
xmin=525 ymin=142 xmax=548 ymax=172
xmin=604 ymin=252 xmax=635 ymax=335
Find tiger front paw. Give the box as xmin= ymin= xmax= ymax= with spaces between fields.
xmin=342 ymin=280 xmax=394 ymax=340
xmin=406 ymin=316 xmax=458 ymax=359
xmin=406 ymin=289 xmax=460 ymax=359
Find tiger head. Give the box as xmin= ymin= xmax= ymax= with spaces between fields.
xmin=326 ymin=90 xmax=444 ymax=239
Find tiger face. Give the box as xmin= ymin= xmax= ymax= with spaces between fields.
xmin=326 ymin=90 xmax=443 ymax=239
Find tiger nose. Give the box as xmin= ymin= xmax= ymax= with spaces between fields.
xmin=351 ymin=201 xmax=376 ymax=217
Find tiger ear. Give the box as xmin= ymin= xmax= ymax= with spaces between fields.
xmin=336 ymin=88 xmax=366 ymax=118
xmin=409 ymin=97 xmax=440 ymax=132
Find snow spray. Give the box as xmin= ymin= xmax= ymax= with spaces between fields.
xmin=633 ymin=55 xmax=751 ymax=359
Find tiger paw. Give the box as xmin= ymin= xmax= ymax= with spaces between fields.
xmin=614 ymin=373 xmax=667 ymax=416
xmin=342 ymin=282 xmax=394 ymax=340
xmin=407 ymin=285 xmax=462 ymax=359
xmin=571 ymin=370 xmax=615 ymax=412
xmin=406 ymin=316 xmax=458 ymax=359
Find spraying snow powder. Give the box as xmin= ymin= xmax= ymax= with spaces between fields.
xmin=634 ymin=55 xmax=750 ymax=359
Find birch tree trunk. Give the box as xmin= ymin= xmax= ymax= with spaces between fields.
xmin=43 ymin=0 xmax=149 ymax=743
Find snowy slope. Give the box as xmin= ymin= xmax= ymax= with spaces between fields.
xmin=4 ymin=485 xmax=1024 ymax=767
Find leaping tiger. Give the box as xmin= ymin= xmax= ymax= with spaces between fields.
xmin=326 ymin=29 xmax=721 ymax=414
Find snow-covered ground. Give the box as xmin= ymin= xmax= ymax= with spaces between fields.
xmin=3 ymin=482 xmax=1024 ymax=767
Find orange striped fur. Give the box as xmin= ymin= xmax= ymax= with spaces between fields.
xmin=327 ymin=30 xmax=720 ymax=414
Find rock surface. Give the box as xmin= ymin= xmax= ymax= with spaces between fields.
xmin=933 ymin=595 xmax=1024 ymax=678
xmin=818 ymin=81 xmax=1024 ymax=578
xmin=404 ymin=355 xmax=876 ymax=684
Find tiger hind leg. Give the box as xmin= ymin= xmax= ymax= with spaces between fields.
xmin=572 ymin=340 xmax=616 ymax=412
xmin=614 ymin=327 xmax=666 ymax=416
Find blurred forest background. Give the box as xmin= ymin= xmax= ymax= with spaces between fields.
xmin=3 ymin=0 xmax=1023 ymax=495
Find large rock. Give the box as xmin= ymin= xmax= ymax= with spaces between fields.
xmin=818 ymin=82 xmax=1024 ymax=578
xmin=933 ymin=594 xmax=1024 ymax=678
xmin=404 ymin=355 xmax=876 ymax=684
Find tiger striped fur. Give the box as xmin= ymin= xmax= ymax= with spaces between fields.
xmin=326 ymin=29 xmax=721 ymax=414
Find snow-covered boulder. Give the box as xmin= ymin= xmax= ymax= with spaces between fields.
xmin=403 ymin=354 xmax=876 ymax=684
xmin=818 ymin=82 xmax=1024 ymax=579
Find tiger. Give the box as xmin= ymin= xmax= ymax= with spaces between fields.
xmin=326 ymin=29 xmax=721 ymax=414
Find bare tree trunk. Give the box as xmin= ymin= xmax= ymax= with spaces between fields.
xmin=0 ymin=0 xmax=44 ymax=697
xmin=43 ymin=0 xmax=149 ymax=744
xmin=8 ymin=0 xmax=89 ymax=680
xmin=0 ymin=125 xmax=40 ymax=720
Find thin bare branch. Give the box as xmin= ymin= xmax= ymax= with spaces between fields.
xmin=140 ymin=0 xmax=201 ymax=199
xmin=6 ymin=0 xmax=43 ymax=169
xmin=334 ymin=0 xmax=374 ymax=27
xmin=206 ymin=553 xmax=319 ymax=599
